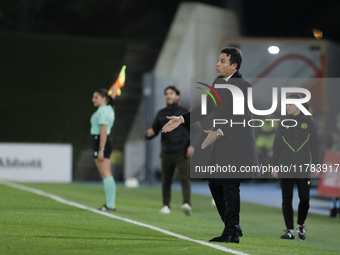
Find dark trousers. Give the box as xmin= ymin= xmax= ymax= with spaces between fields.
xmin=161 ymin=152 xmax=190 ymax=207
xmin=280 ymin=178 xmax=310 ymax=229
xmin=209 ymin=180 xmax=240 ymax=236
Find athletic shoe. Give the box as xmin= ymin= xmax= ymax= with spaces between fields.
xmin=98 ymin=204 xmax=116 ymax=212
xmin=297 ymin=225 xmax=306 ymax=240
xmin=159 ymin=205 xmax=170 ymax=214
xmin=181 ymin=203 xmax=192 ymax=216
xmin=281 ymin=230 xmax=294 ymax=239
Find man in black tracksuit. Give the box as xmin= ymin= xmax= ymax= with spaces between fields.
xmin=272 ymin=94 xmax=320 ymax=240
xmin=146 ymin=86 xmax=194 ymax=215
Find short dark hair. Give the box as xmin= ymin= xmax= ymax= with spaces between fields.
xmin=287 ymin=93 xmax=310 ymax=112
xmin=164 ymin=85 xmax=180 ymax=95
xmin=220 ymin=47 xmax=242 ymax=70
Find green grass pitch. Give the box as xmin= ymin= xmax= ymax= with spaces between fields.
xmin=0 ymin=182 xmax=339 ymax=255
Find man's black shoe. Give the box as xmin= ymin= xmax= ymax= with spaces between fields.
xmin=209 ymin=235 xmax=239 ymax=243
xmin=230 ymin=236 xmax=239 ymax=243
xmin=209 ymin=236 xmax=223 ymax=242
xmin=235 ymin=225 xmax=243 ymax=237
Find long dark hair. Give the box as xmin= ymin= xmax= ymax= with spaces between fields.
xmin=95 ymin=88 xmax=115 ymax=107
xmin=287 ymin=93 xmax=312 ymax=117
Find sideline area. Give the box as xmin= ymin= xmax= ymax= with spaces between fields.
xmin=0 ymin=180 xmax=249 ymax=255
xmin=172 ymin=181 xmax=331 ymax=216
xmin=1 ymin=180 xmax=339 ymax=255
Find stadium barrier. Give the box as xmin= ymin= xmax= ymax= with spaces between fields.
xmin=0 ymin=143 xmax=72 ymax=183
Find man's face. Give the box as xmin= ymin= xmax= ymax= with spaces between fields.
xmin=216 ymin=53 xmax=237 ymax=78
xmin=286 ymin=103 xmax=300 ymax=116
xmin=165 ymin=89 xmax=179 ymax=105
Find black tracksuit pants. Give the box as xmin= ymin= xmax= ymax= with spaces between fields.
xmin=161 ymin=151 xmax=190 ymax=206
xmin=280 ymin=178 xmax=310 ymax=229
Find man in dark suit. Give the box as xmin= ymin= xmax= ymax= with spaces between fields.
xmin=162 ymin=47 xmax=259 ymax=243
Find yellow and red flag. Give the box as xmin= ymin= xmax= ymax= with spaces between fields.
xmin=108 ymin=65 xmax=126 ymax=96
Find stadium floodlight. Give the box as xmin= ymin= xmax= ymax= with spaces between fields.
xmin=268 ymin=46 xmax=280 ymax=54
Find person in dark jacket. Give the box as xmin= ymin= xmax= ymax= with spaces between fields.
xmin=146 ymin=86 xmax=194 ymax=215
xmin=271 ymin=93 xmax=320 ymax=240
xmin=162 ymin=47 xmax=259 ymax=243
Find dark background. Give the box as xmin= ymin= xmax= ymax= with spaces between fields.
xmin=1 ymin=0 xmax=339 ymax=179
xmin=1 ymin=0 xmax=340 ymax=44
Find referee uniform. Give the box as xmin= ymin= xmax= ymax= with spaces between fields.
xmin=90 ymin=105 xmax=115 ymax=158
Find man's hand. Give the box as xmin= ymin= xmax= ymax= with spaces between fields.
xmin=186 ymin=145 xmax=195 ymax=158
xmin=98 ymin=150 xmax=104 ymax=161
xmin=146 ymin=127 xmax=155 ymax=137
xmin=271 ymin=167 xmax=279 ymax=179
xmin=162 ymin=116 xmax=183 ymax=133
xmin=201 ymin=130 xmax=217 ymax=149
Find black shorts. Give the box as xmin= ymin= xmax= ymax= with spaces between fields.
xmin=92 ymin=135 xmax=113 ymax=159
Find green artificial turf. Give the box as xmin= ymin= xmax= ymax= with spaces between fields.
xmin=0 ymin=182 xmax=339 ymax=255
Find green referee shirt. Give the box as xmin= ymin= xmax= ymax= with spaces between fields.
xmin=90 ymin=105 xmax=115 ymax=135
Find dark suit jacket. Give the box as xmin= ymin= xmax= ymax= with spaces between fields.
xmin=183 ymin=70 xmax=259 ymax=185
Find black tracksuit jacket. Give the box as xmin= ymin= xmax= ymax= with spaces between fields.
xmin=271 ymin=113 xmax=320 ymax=173
xmin=146 ymin=103 xmax=190 ymax=154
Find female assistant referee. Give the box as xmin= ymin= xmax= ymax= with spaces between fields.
xmin=91 ymin=88 xmax=116 ymax=211
xmin=271 ymin=93 xmax=320 ymax=240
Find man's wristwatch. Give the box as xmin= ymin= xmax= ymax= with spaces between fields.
xmin=99 ymin=147 xmax=105 ymax=151
xmin=216 ymin=131 xmax=221 ymax=140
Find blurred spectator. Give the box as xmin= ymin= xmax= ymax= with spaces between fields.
xmin=255 ymin=115 xmax=277 ymax=178
xmin=145 ymin=85 xmax=193 ymax=216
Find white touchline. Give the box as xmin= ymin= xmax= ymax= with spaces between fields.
xmin=1 ymin=181 xmax=250 ymax=255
